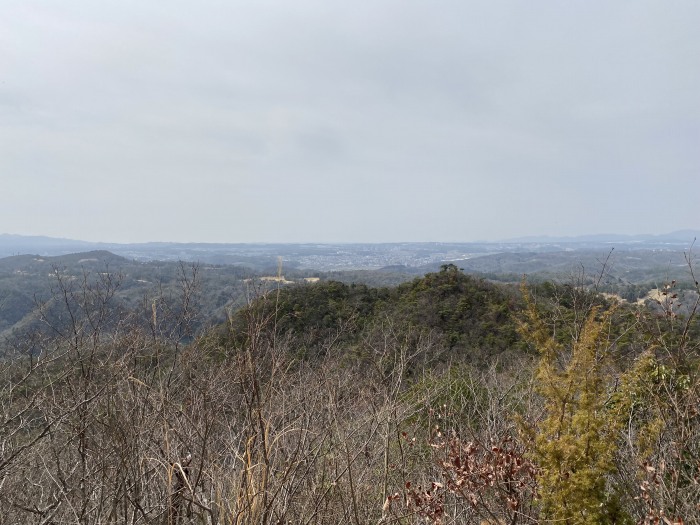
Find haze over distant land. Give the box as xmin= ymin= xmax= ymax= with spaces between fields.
xmin=1 ymin=1 xmax=698 ymax=243
xmin=1 ymin=231 xmax=698 ymax=272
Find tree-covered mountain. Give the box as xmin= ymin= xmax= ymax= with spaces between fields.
xmin=228 ymin=264 xmax=524 ymax=364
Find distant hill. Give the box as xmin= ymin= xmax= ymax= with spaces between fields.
xmin=0 ymin=250 xmax=326 ymax=341
xmin=0 ymin=233 xmax=97 ymax=257
xmin=502 ymin=230 xmax=700 ymax=244
xmin=0 ymin=250 xmax=129 ymax=272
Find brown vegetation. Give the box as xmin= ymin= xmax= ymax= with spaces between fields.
xmin=0 ymin=261 xmax=698 ymax=524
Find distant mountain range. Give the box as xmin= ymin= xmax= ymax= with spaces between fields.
xmin=502 ymin=230 xmax=700 ymax=244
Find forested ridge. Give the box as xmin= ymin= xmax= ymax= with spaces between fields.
xmin=1 ymin=263 xmax=698 ymax=524
xmin=227 ymin=264 xmax=523 ymax=363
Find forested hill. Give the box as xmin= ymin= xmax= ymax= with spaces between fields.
xmin=228 ymin=264 xmax=528 ymax=363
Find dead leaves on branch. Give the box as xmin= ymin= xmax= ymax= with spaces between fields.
xmin=384 ymin=433 xmax=538 ymax=524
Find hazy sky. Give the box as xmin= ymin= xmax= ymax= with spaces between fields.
xmin=1 ymin=1 xmax=698 ymax=243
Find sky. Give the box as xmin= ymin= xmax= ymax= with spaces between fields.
xmin=1 ymin=1 xmax=698 ymax=243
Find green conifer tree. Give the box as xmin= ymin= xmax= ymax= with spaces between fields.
xmin=519 ymin=285 xmax=632 ymax=524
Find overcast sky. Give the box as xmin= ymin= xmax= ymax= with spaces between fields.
xmin=1 ymin=1 xmax=698 ymax=243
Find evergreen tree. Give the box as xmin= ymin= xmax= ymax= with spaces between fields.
xmin=520 ymin=285 xmax=631 ymax=524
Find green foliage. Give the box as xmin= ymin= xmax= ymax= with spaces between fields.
xmin=520 ymin=285 xmax=632 ymax=524
xmin=389 ymin=266 xmax=523 ymax=359
xmin=226 ymin=266 xmax=526 ymax=365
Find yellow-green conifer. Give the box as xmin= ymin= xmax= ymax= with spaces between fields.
xmin=519 ymin=285 xmax=631 ymax=524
